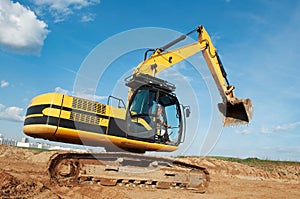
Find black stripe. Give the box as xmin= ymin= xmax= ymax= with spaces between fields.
xmin=25 ymin=104 xmax=61 ymax=116
xmin=108 ymin=118 xmax=155 ymax=143
xmin=108 ymin=118 xmax=127 ymax=137
xmin=24 ymin=116 xmax=107 ymax=134
xmin=59 ymin=118 xmax=106 ymax=134
xmin=24 ymin=116 xmax=59 ymax=126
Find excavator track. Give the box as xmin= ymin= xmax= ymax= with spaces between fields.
xmin=48 ymin=152 xmax=209 ymax=193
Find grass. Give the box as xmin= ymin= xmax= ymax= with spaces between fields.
xmin=17 ymin=146 xmax=52 ymax=152
xmin=209 ymin=156 xmax=300 ymax=173
xmin=177 ymin=155 xmax=299 ymax=173
xmin=210 ymin=156 xmax=299 ymax=165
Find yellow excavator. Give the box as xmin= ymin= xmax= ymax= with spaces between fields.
xmin=23 ymin=25 xmax=253 ymax=192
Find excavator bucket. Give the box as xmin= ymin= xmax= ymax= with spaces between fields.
xmin=218 ymin=98 xmax=253 ymax=126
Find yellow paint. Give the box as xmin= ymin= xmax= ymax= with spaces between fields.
xmin=198 ymin=26 xmax=230 ymax=101
xmin=131 ymin=25 xmax=234 ymax=102
xmin=134 ymin=42 xmax=205 ymax=75
xmin=24 ymin=123 xmax=177 ymax=152
xmin=23 ymin=124 xmax=57 ymax=137
xmin=131 ymin=118 xmax=152 ymax=131
xmin=99 ymin=118 xmax=109 ymax=127
xmin=42 ymin=107 xmax=60 ymax=117
xmin=29 ymin=93 xmax=63 ymax=107
xmin=109 ymin=106 xmax=126 ymax=120
xmin=25 ymin=114 xmax=44 ymax=119
xmin=55 ymin=125 xmax=177 ymax=152
xmin=62 ymin=95 xmax=73 ymax=108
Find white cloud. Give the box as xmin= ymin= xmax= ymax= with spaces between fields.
xmin=235 ymin=129 xmax=251 ymax=134
xmin=32 ymin=0 xmax=100 ymax=23
xmin=0 ymin=0 xmax=49 ymax=54
xmin=55 ymin=86 xmax=106 ymax=101
xmin=0 ymin=104 xmax=25 ymax=122
xmin=0 ymin=80 xmax=9 ymax=88
xmin=260 ymin=121 xmax=300 ymax=134
xmin=158 ymin=63 xmax=193 ymax=83
xmin=80 ymin=13 xmax=95 ymax=22
xmin=55 ymin=86 xmax=69 ymax=95
xmin=74 ymin=92 xmax=107 ymax=101
xmin=159 ymin=70 xmax=192 ymax=83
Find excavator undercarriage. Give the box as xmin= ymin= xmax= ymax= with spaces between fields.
xmin=48 ymin=152 xmax=210 ymax=193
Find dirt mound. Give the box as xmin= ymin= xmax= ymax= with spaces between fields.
xmin=180 ymin=157 xmax=300 ymax=182
xmin=0 ymin=145 xmax=299 ymax=199
xmin=0 ymin=145 xmax=56 ymax=163
xmin=0 ymin=169 xmax=44 ymax=198
xmin=0 ymin=145 xmax=39 ymax=160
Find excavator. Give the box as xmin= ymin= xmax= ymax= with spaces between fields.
xmin=23 ymin=25 xmax=253 ymax=192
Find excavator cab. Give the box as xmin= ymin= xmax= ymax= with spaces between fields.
xmin=125 ymin=73 xmax=184 ymax=146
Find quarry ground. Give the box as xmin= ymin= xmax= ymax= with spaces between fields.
xmin=0 ymin=145 xmax=299 ymax=199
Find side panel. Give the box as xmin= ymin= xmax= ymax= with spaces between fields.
xmin=23 ymin=93 xmax=64 ymax=138
xmin=23 ymin=93 xmax=178 ymax=152
xmin=107 ymin=118 xmax=127 ymax=137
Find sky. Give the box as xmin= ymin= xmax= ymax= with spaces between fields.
xmin=0 ymin=0 xmax=300 ymax=161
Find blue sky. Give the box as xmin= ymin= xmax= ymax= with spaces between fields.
xmin=0 ymin=0 xmax=300 ymax=161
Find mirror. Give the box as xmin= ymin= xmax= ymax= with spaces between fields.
xmin=185 ymin=107 xmax=191 ymax=118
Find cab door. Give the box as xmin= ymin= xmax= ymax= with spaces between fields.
xmin=126 ymin=86 xmax=182 ymax=145
xmin=126 ymin=87 xmax=158 ymax=142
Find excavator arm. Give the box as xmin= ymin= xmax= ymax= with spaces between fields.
xmin=131 ymin=25 xmax=253 ymax=126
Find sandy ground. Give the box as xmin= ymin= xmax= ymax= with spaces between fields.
xmin=0 ymin=145 xmax=299 ymax=199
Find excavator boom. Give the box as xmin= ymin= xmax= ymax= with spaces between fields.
xmin=132 ymin=26 xmax=253 ymax=126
